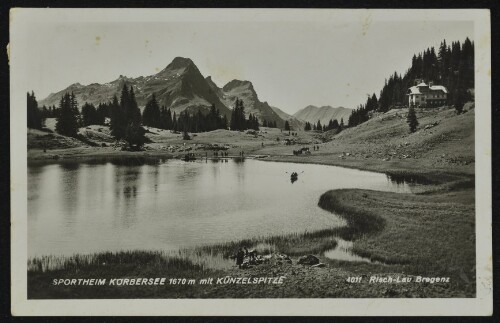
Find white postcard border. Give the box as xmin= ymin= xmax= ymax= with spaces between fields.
xmin=10 ymin=8 xmax=492 ymax=316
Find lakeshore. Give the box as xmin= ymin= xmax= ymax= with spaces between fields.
xmin=27 ymin=107 xmax=476 ymax=298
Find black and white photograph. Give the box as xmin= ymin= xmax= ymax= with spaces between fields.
xmin=10 ymin=8 xmax=492 ymax=316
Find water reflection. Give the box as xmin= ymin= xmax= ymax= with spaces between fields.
xmin=28 ymin=158 xmax=417 ymax=257
xmin=233 ymin=157 xmax=245 ymax=164
xmin=386 ymin=173 xmax=433 ymax=186
xmin=59 ymin=163 xmax=80 ymax=231
xmin=324 ymin=238 xmax=379 ymax=263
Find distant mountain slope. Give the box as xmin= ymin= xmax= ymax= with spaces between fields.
xmin=270 ymin=105 xmax=291 ymax=120
xmin=293 ymin=105 xmax=352 ymax=125
xmin=270 ymin=106 xmax=304 ymax=130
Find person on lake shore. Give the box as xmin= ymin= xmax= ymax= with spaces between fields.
xmin=236 ymin=248 xmax=244 ymax=268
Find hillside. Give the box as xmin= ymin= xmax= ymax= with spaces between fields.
xmin=329 ymin=105 xmax=474 ymax=165
xmin=248 ymin=104 xmax=475 ymax=178
xmin=293 ymin=105 xmax=352 ymax=125
xmin=270 ymin=106 xmax=304 ymax=130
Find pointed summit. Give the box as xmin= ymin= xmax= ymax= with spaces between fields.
xmin=154 ymin=57 xmax=198 ymax=78
xmin=222 ymin=79 xmax=254 ymax=93
xmin=167 ymin=57 xmax=195 ymax=70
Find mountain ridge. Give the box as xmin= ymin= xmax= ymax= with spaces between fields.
xmin=38 ymin=57 xmax=349 ymax=129
xmin=39 ymin=56 xmax=232 ymax=117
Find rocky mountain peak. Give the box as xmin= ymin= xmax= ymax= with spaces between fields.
xmin=38 ymin=57 xmax=289 ymax=128
xmin=166 ymin=57 xmax=195 ymax=70
xmin=222 ymin=79 xmax=254 ymax=93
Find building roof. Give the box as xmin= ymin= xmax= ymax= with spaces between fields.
xmin=429 ymin=85 xmax=448 ymax=93
xmin=408 ymin=86 xmax=421 ymax=95
xmin=407 ymin=83 xmax=448 ymax=95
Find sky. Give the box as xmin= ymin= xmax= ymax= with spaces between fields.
xmin=14 ymin=9 xmax=474 ymax=114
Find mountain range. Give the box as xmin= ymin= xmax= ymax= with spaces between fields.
xmin=39 ymin=57 xmax=351 ymax=129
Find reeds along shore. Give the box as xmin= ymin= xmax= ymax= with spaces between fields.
xmin=28 ymin=228 xmax=341 ymax=274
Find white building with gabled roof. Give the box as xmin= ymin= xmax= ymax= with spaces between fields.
xmin=407 ymin=81 xmax=448 ymax=107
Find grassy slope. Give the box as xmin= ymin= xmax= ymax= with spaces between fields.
xmin=318 ymin=189 xmax=475 ymax=291
xmin=331 ymin=106 xmax=474 ymax=165
xmin=28 ymin=128 xmax=85 ymax=150
xmin=262 ymin=106 xmax=475 ymax=176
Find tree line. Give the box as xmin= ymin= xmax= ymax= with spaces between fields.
xmin=230 ymin=98 xmax=259 ymax=131
xmin=141 ymin=93 xmax=229 ymax=133
xmin=28 ymin=84 xmax=268 ymax=148
xmin=304 ymin=118 xmax=344 ymax=132
xmin=262 ymin=120 xmax=278 ymax=128
xmin=348 ymin=37 xmax=474 ymax=128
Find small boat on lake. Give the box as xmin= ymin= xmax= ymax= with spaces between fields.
xmin=183 ymin=153 xmax=197 ymax=161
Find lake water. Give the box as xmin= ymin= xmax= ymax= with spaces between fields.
xmin=28 ymin=158 xmax=413 ymax=257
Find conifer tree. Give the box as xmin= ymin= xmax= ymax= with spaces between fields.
xmin=110 ymin=92 xmax=126 ymax=138
xmin=160 ymin=106 xmax=173 ymax=130
xmin=96 ymin=103 xmax=108 ymax=125
xmin=55 ymin=93 xmax=79 ymax=137
xmin=128 ymin=87 xmax=141 ymax=124
xmin=69 ymin=92 xmax=81 ymax=126
xmin=284 ymin=120 xmax=291 ymax=131
xmin=109 ymin=84 xmax=146 ymax=147
xmin=124 ymin=120 xmax=146 ymax=150
xmin=27 ymin=91 xmax=43 ymax=129
xmin=454 ymin=90 xmax=465 ymax=114
xmin=221 ymin=115 xmax=228 ymax=130
xmin=230 ymin=98 xmax=249 ymax=131
xmin=407 ymin=106 xmax=419 ymax=133
xmin=81 ymin=103 xmax=98 ymax=126
xmin=142 ymin=93 xmax=161 ymax=128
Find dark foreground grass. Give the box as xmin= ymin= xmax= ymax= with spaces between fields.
xmin=28 ymin=252 xmax=218 ymax=299
xmin=27 ymin=230 xmax=339 ymax=299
